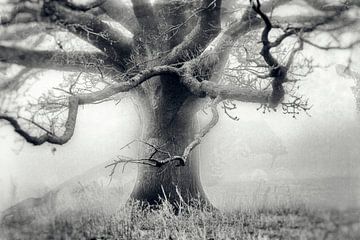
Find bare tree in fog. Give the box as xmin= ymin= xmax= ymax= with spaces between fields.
xmin=0 ymin=0 xmax=359 ymax=207
xmin=336 ymin=64 xmax=360 ymax=113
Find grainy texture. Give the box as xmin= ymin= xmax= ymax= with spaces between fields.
xmin=1 ymin=200 xmax=359 ymax=240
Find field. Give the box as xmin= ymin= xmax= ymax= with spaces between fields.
xmin=1 ymin=177 xmax=360 ymax=240
xmin=1 ymin=201 xmax=360 ymax=240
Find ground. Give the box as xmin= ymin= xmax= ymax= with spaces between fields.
xmin=1 ymin=172 xmax=359 ymax=239
xmin=1 ymin=200 xmax=360 ymax=240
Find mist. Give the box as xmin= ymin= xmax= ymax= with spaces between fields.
xmin=1 ymin=39 xmax=360 ymax=212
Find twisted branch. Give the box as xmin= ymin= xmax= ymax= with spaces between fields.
xmin=106 ymin=99 xmax=220 ymax=173
xmin=0 ymin=97 xmax=79 ymax=145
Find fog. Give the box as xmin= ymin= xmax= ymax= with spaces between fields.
xmin=1 ymin=43 xmax=360 ymax=211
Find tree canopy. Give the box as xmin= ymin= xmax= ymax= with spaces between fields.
xmin=0 ymin=0 xmax=359 ymax=167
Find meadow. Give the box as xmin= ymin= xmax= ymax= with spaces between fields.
xmin=1 ymin=177 xmax=359 ymax=240
xmin=1 ymin=200 xmax=360 ymax=240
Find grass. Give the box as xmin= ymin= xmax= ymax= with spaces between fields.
xmin=1 ymin=180 xmax=359 ymax=240
xmin=1 ymin=199 xmax=360 ymax=240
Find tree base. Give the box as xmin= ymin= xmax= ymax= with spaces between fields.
xmin=129 ymin=161 xmax=212 ymax=211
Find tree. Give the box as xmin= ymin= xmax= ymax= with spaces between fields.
xmin=0 ymin=0 xmax=359 ymax=208
xmin=336 ymin=64 xmax=360 ymax=114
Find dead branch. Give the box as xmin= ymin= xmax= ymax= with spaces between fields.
xmin=105 ymin=98 xmax=221 ymax=175
xmin=182 ymin=96 xmax=220 ymax=161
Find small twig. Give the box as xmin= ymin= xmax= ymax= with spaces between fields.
xmin=222 ymin=100 xmax=239 ymax=121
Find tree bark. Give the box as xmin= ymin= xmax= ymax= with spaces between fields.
xmin=130 ymin=75 xmax=210 ymax=207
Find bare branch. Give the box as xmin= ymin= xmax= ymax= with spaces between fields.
xmin=222 ymin=100 xmax=240 ymax=121
xmin=281 ymin=95 xmax=311 ymax=118
xmin=0 ymin=68 xmax=36 ymax=91
xmin=105 ymin=140 xmax=186 ymax=176
xmin=249 ymin=0 xmax=296 ymax=108
xmin=0 ymin=23 xmax=51 ymax=41
xmin=300 ymin=38 xmax=360 ymax=51
xmin=42 ymin=1 xmax=134 ymax=66
xmin=63 ymin=0 xmax=107 ymax=11
xmin=105 ymin=97 xmax=221 ymax=173
xmin=0 ymin=65 xmax=180 ymax=145
xmin=76 ymin=65 xmax=181 ymax=104
xmin=0 ymin=1 xmax=41 ymax=25
xmin=0 ymin=97 xmax=79 ymax=145
xmin=131 ymin=0 xmax=158 ymax=33
xmin=163 ymin=0 xmax=222 ymax=64
xmin=99 ymin=0 xmax=138 ymax=33
xmin=182 ymin=97 xmax=220 ymax=161
xmin=0 ymin=45 xmax=113 ymax=72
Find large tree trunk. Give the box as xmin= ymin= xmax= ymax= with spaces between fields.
xmin=130 ymin=121 xmax=209 ymax=206
xmin=130 ymin=75 xmax=210 ymax=207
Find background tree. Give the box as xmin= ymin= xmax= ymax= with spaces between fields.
xmin=0 ymin=0 xmax=359 ymax=207
xmin=336 ymin=64 xmax=360 ymax=114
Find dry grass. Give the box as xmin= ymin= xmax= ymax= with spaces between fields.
xmin=1 ymin=199 xmax=360 ymax=240
xmin=1 ymin=179 xmax=360 ymax=240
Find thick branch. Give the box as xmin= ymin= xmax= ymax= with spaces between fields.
xmin=301 ymin=0 xmax=359 ymax=12
xmin=63 ymin=0 xmax=107 ymax=11
xmin=100 ymin=0 xmax=138 ymax=33
xmin=106 ymin=98 xmax=219 ymax=169
xmin=201 ymin=0 xmax=358 ymax=85
xmin=0 ymin=45 xmax=113 ymax=72
xmin=184 ymin=78 xmax=271 ymax=104
xmin=131 ymin=0 xmax=158 ymax=32
xmin=105 ymin=102 xmax=221 ymax=169
xmin=252 ymin=0 xmax=278 ymax=67
xmin=0 ymin=97 xmax=79 ymax=145
xmin=0 ymin=23 xmax=49 ymax=41
xmin=77 ymin=66 xmax=181 ymax=104
xmin=43 ymin=1 xmax=134 ymax=67
xmin=0 ymin=1 xmax=41 ymax=25
xmin=0 ymin=68 xmax=34 ymax=91
xmin=182 ymin=97 xmax=220 ymax=161
xmin=0 ymin=66 xmax=181 ymax=146
xmin=0 ymin=64 xmax=169 ymax=145
xmin=0 ymin=60 xmax=283 ymax=146
xmin=163 ymin=0 xmax=222 ymax=65
xmin=99 ymin=63 xmax=274 ymax=105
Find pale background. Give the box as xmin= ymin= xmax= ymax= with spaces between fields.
xmin=0 ymin=2 xmax=360 ymax=211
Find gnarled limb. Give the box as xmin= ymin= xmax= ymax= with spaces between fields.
xmin=105 ymin=97 xmax=219 ymax=170
xmin=0 ymin=1 xmax=41 ymax=25
xmin=0 ymin=61 xmax=279 ymax=146
xmin=182 ymin=97 xmax=220 ymax=162
xmin=199 ymin=0 xmax=359 ymax=86
xmin=77 ymin=65 xmax=181 ymax=104
xmin=100 ymin=0 xmax=138 ymax=34
xmin=0 ymin=68 xmax=36 ymax=91
xmin=131 ymin=0 xmax=158 ymax=33
xmin=163 ymin=0 xmax=222 ymax=65
xmin=184 ymin=78 xmax=271 ymax=104
xmin=63 ymin=0 xmax=107 ymax=11
xmin=42 ymin=1 xmax=134 ymax=66
xmin=0 ymin=65 xmax=181 ymax=145
xmin=0 ymin=97 xmax=79 ymax=145
xmin=0 ymin=23 xmax=51 ymax=41
xmin=0 ymin=45 xmax=113 ymax=72
xmin=301 ymin=0 xmax=360 ymax=12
